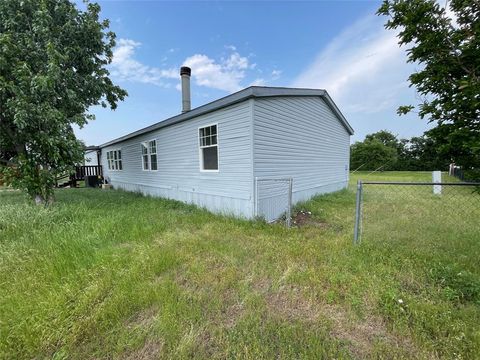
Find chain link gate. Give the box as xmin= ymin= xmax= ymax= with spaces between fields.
xmin=254 ymin=177 xmax=293 ymax=227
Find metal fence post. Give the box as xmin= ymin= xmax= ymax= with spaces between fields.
xmin=286 ymin=178 xmax=293 ymax=228
xmin=353 ymin=180 xmax=363 ymax=244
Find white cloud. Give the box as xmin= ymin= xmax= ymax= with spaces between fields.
xmin=183 ymin=50 xmax=252 ymax=92
xmin=224 ymin=52 xmax=249 ymax=70
xmin=250 ymin=78 xmax=266 ymax=86
xmin=111 ymin=38 xmax=178 ymax=87
xmin=293 ymin=14 xmax=431 ymax=141
xmin=111 ymin=39 xmax=257 ymax=93
xmin=271 ymin=69 xmax=282 ymax=80
xmin=293 ymin=15 xmax=414 ymax=113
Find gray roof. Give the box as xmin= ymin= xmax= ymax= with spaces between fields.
xmin=100 ymin=86 xmax=354 ymax=148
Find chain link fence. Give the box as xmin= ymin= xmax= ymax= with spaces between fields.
xmin=254 ymin=177 xmax=293 ymax=227
xmin=354 ymin=181 xmax=480 ymax=244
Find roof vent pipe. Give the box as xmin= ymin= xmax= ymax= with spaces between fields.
xmin=180 ymin=66 xmax=191 ymax=113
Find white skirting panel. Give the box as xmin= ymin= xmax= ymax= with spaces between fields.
xmin=110 ymin=180 xmax=253 ymax=219
xmin=292 ymin=181 xmax=348 ymax=204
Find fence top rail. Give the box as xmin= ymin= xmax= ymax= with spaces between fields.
xmin=360 ymin=181 xmax=480 ymax=186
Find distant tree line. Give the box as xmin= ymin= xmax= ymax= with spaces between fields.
xmin=350 ymin=129 xmax=478 ymax=179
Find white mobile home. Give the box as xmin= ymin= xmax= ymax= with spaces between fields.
xmin=99 ymin=67 xmax=353 ymax=221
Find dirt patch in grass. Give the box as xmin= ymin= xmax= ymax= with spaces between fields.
xmin=264 ymin=287 xmax=320 ymax=322
xmin=322 ymin=304 xmax=420 ymax=359
xmin=256 ymin=282 xmax=420 ymax=359
xmin=126 ymin=307 xmax=158 ymax=329
xmin=251 ymin=279 xmax=319 ymax=322
xmin=291 ymin=210 xmax=329 ymax=228
xmin=251 ymin=277 xmax=272 ymax=293
xmin=175 ymin=270 xmax=246 ymax=331
xmin=221 ymin=302 xmax=245 ymax=329
xmin=193 ymin=327 xmax=222 ymax=358
xmin=122 ymin=339 xmax=163 ymax=360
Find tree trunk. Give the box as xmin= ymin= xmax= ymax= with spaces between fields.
xmin=34 ymin=194 xmax=45 ymax=205
xmin=34 ymin=194 xmax=54 ymax=206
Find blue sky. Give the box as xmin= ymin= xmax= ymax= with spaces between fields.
xmin=75 ymin=0 xmax=431 ymax=146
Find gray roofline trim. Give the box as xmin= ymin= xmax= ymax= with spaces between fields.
xmin=99 ymin=86 xmax=354 ymax=148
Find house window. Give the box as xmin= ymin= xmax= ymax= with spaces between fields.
xmin=106 ymin=149 xmax=122 ymax=171
xmin=142 ymin=143 xmax=149 ymax=170
xmin=142 ymin=139 xmax=158 ymax=171
xmin=117 ymin=150 xmax=122 ymax=170
xmin=199 ymin=124 xmax=218 ymax=171
xmin=150 ymin=140 xmax=157 ymax=171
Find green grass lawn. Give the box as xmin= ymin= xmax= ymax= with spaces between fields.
xmin=1 ymin=172 xmax=479 ymax=359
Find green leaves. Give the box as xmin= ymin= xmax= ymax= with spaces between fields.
xmin=396 ymin=105 xmax=415 ymax=116
xmin=0 ymin=0 xmax=127 ymax=202
xmin=378 ymin=0 xmax=480 ymax=174
xmin=350 ymin=137 xmax=398 ymax=171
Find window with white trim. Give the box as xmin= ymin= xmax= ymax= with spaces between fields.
xmin=199 ymin=124 xmax=218 ymax=171
xmin=141 ymin=140 xmax=157 ymax=171
xmin=106 ymin=149 xmax=122 ymax=171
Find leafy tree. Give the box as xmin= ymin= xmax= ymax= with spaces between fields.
xmin=378 ymin=0 xmax=480 ymax=179
xmin=406 ymin=134 xmax=451 ymax=171
xmin=350 ymin=138 xmax=398 ymax=171
xmin=365 ymin=130 xmax=406 ymax=169
xmin=0 ymin=0 xmax=127 ymax=203
xmin=365 ymin=130 xmax=401 ymax=150
xmin=395 ymin=138 xmax=414 ymax=170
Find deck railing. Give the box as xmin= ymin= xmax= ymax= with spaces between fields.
xmin=73 ymin=165 xmax=103 ymax=180
xmin=56 ymin=165 xmax=103 ymax=188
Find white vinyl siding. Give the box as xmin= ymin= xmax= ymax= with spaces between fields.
xmin=101 ymin=100 xmax=254 ymax=218
xmin=84 ymin=150 xmax=98 ymax=166
xmin=253 ymin=96 xmax=350 ymax=220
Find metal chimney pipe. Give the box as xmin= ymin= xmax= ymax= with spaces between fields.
xmin=180 ymin=66 xmax=191 ymax=113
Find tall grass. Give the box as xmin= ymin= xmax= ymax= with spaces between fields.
xmin=0 ymin=172 xmax=478 ymax=359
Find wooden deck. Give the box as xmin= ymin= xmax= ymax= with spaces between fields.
xmin=57 ymin=165 xmax=103 ymax=188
